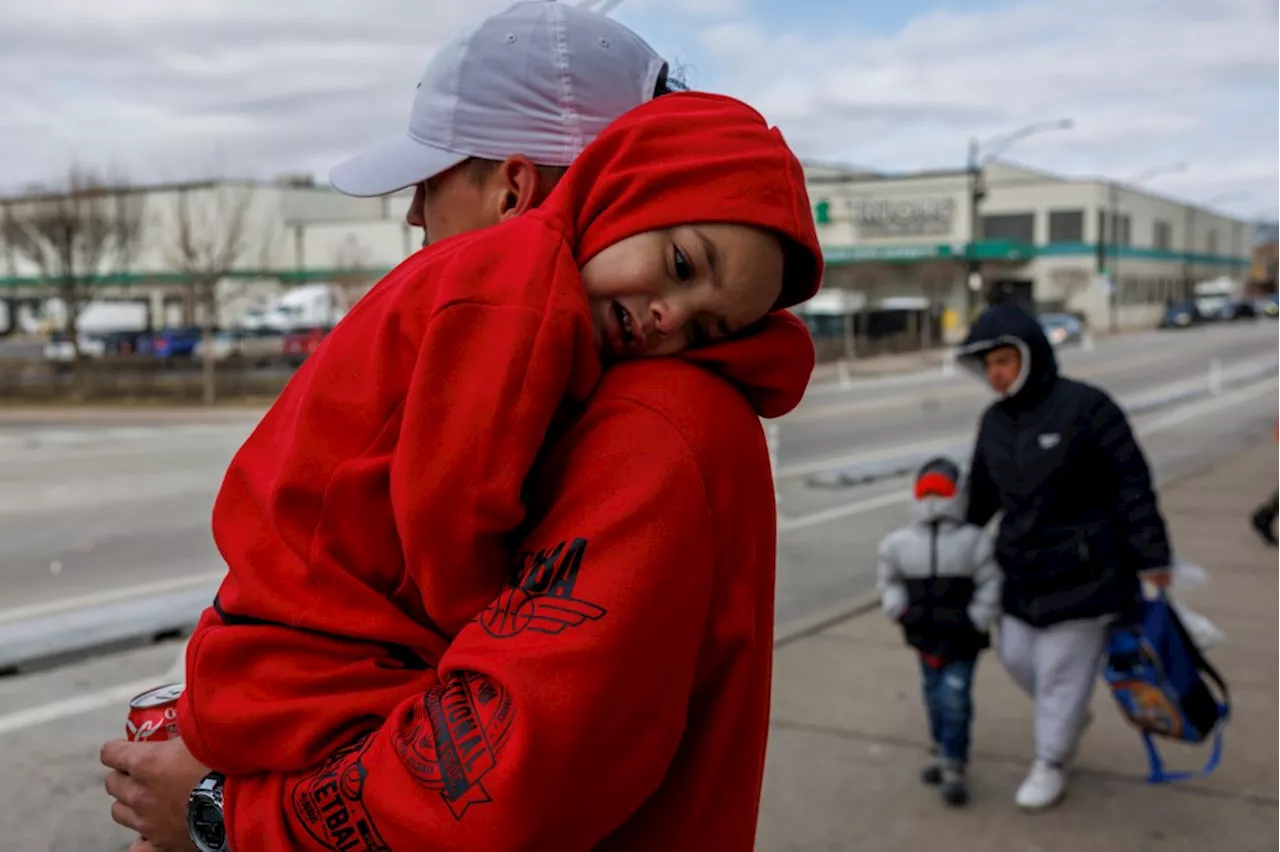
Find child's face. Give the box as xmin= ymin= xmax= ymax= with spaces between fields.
xmin=580 ymin=223 xmax=785 ymax=360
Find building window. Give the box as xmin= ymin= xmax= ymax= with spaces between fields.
xmin=1048 ymin=210 xmax=1084 ymax=243
xmin=1207 ymin=230 xmax=1218 ymax=254
xmin=1098 ymin=211 xmax=1132 ymax=246
xmin=982 ymin=212 xmax=1035 ymax=243
xmin=1153 ymin=220 xmax=1172 ymax=251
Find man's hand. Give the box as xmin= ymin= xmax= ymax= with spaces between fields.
xmin=101 ymin=737 xmax=209 ymax=852
xmin=1141 ymin=567 xmax=1173 ymax=589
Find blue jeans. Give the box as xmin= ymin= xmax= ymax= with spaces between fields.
xmin=920 ymin=657 xmax=977 ymax=764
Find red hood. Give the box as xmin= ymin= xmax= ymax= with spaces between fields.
xmin=677 ymin=311 xmax=814 ymax=418
xmin=537 ymin=90 xmax=822 ymax=418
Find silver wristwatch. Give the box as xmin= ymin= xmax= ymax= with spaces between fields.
xmin=186 ymin=771 xmax=229 ymax=852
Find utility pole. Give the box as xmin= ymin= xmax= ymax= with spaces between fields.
xmin=966 ymin=137 xmax=984 ymax=324
xmin=1183 ymin=206 xmax=1195 ymax=301
xmin=962 ymin=119 xmax=1073 ymax=330
xmin=1108 ymin=183 xmax=1120 ymax=333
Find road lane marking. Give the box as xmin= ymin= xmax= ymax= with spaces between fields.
xmin=0 ymin=571 xmax=225 ymax=626
xmin=776 ymin=377 xmax=1277 ymax=534
xmin=0 ymin=677 xmax=160 ymax=737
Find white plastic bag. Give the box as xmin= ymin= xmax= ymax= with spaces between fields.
xmin=1169 ymin=597 xmax=1226 ymax=652
xmin=1167 ymin=557 xmax=1226 ymax=652
xmin=1171 ymin=558 xmax=1209 ymax=592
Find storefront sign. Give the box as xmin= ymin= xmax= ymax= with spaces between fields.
xmin=851 ymin=197 xmax=956 ymax=237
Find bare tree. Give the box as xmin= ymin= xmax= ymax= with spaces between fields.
xmin=1 ymin=168 xmax=143 ymax=357
xmin=331 ymin=234 xmax=377 ymax=312
xmin=165 ymin=182 xmax=267 ymax=404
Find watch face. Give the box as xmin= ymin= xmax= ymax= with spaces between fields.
xmin=190 ymin=797 xmax=226 ymax=851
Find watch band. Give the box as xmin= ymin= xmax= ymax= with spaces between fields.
xmin=187 ymin=771 xmax=229 ymax=852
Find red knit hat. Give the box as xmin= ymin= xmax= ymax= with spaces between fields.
xmin=914 ymin=457 xmax=959 ymax=500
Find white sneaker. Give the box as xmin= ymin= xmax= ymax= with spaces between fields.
xmin=1015 ymin=760 xmax=1067 ymax=811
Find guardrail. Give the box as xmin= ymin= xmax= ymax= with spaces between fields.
xmin=0 ymin=582 xmax=219 ymax=673
xmin=806 ymin=358 xmax=1277 ymax=489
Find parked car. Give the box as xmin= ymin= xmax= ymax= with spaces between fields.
xmin=1216 ymin=300 xmax=1257 ymax=321
xmin=139 ymin=326 xmax=206 ymax=360
xmin=43 ymin=332 xmax=106 ymax=361
xmin=282 ymin=325 xmax=335 ymax=366
xmin=1038 ymin=312 xmax=1084 ymax=347
xmin=1159 ymin=300 xmax=1206 ymax=330
xmin=1252 ymin=294 xmax=1278 ymax=318
xmin=101 ymin=330 xmax=147 ymax=356
xmin=194 ymin=328 xmax=285 ymax=366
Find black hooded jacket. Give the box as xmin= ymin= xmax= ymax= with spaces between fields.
xmin=957 ymin=303 xmax=1172 ymax=627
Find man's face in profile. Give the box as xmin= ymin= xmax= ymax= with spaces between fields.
xmin=984 ymin=345 xmax=1022 ymax=396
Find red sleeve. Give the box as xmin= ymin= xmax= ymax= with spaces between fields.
xmin=222 ymin=398 xmax=717 ymax=851
xmin=389 ymin=295 xmax=599 ymax=638
xmin=180 ymin=245 xmax=599 ymax=775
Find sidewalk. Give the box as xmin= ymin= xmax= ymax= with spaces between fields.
xmin=758 ymin=440 xmax=1279 ymax=852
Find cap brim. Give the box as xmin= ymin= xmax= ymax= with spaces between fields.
xmin=329 ymin=134 xmax=469 ymax=197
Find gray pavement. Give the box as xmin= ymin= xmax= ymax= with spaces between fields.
xmin=758 ymin=440 xmax=1280 ymax=852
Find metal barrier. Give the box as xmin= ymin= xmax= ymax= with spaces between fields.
xmin=806 ymin=358 xmax=1277 ymax=489
xmin=0 ymin=582 xmax=218 ymax=672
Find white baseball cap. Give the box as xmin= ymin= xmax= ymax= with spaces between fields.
xmin=330 ymin=1 xmax=668 ymax=197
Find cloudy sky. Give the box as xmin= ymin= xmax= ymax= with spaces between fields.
xmin=2 ymin=0 xmax=1276 ymax=220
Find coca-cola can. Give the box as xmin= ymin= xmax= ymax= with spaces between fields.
xmin=126 ymin=683 xmax=184 ymax=742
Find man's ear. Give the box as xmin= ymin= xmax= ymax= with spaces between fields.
xmin=492 ymin=155 xmax=546 ymax=222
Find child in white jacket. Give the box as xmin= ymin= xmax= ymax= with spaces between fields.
xmin=877 ymin=456 xmax=1001 ymax=806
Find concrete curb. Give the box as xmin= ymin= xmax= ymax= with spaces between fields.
xmin=0 ymin=582 xmax=216 ymax=673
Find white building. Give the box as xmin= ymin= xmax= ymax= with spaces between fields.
xmin=804 ymin=160 xmax=1252 ymax=340
xmin=0 ymin=164 xmax=1254 ymax=340
xmin=0 ymin=176 xmax=412 ymax=332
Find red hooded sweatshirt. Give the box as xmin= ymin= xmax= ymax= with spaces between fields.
xmin=180 ymin=91 xmax=822 ymax=850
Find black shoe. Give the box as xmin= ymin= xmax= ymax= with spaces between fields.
xmin=921 ymin=764 xmax=943 ymax=786
xmin=941 ymin=764 xmax=969 ymax=807
xmin=1251 ymin=511 xmax=1278 ymax=546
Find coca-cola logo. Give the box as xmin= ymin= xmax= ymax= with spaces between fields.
xmin=126 ymin=706 xmax=177 ymax=741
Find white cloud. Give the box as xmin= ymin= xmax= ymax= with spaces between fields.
xmin=1 ymin=0 xmax=1275 ymax=220
xmin=697 ymin=0 xmax=1278 ymax=217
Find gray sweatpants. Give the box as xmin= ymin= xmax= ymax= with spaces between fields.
xmin=999 ymin=614 xmax=1111 ymax=765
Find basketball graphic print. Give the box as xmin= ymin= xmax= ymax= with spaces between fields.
xmin=290 ymin=736 xmax=392 ymax=852
xmin=392 ymin=672 xmax=517 ymax=820
xmin=476 ymin=536 xmax=607 ymax=639
xmin=480 ymin=587 xmax=538 ymax=638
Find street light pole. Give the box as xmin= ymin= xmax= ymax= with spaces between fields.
xmin=965 ymin=119 xmax=1073 ymax=326
xmin=965 ymin=137 xmax=983 ymax=323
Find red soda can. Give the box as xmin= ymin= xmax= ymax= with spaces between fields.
xmin=126 ymin=683 xmax=184 ymax=742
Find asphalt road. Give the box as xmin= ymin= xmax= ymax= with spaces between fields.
xmin=0 ymin=321 xmax=1275 ymax=850
xmin=0 ymin=321 xmax=1275 ymax=622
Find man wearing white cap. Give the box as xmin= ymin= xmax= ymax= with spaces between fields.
xmin=330 ymin=0 xmax=674 ymax=247
xmin=102 ymin=5 xmax=682 ymax=851
xmin=157 ymin=0 xmax=670 ymax=687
